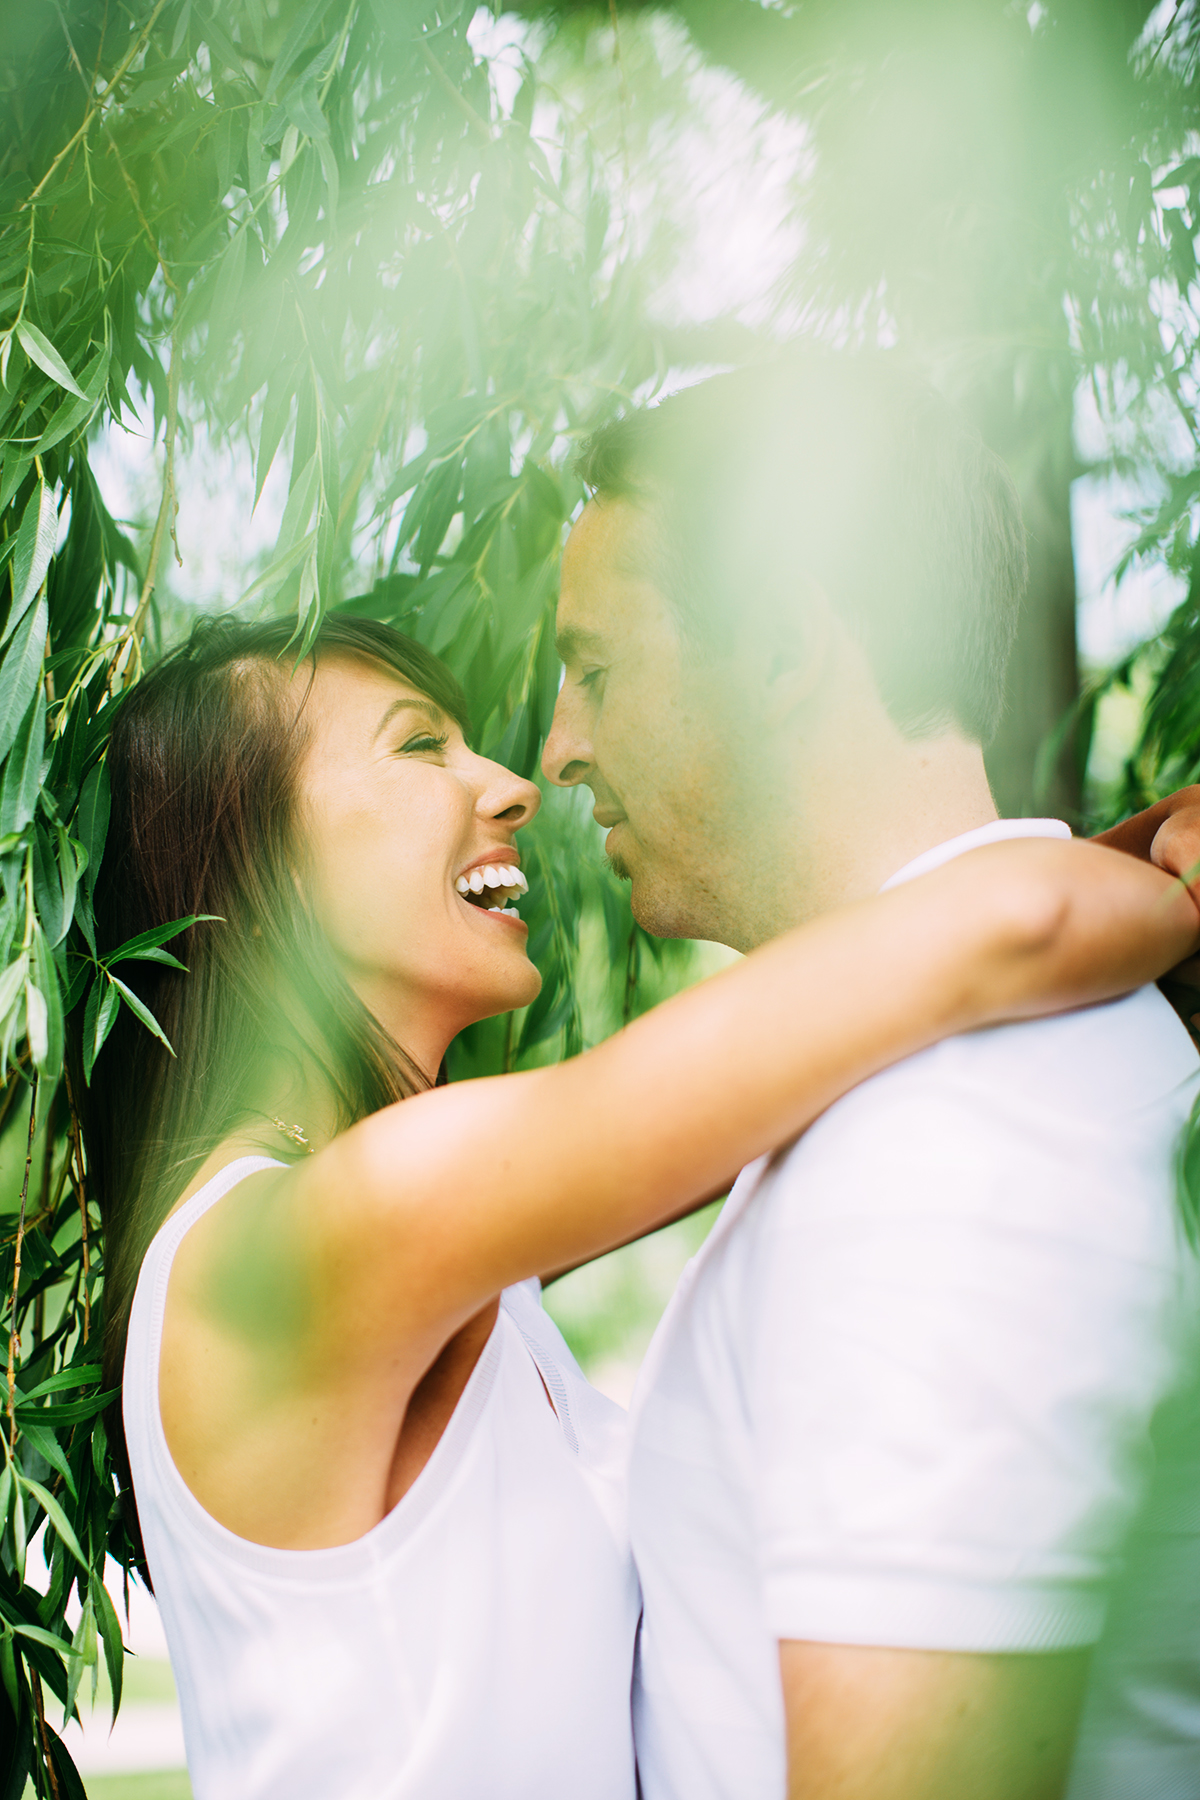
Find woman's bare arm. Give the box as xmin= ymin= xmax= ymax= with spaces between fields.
xmin=270 ymin=836 xmax=1196 ymax=1375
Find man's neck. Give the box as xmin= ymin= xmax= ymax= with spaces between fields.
xmin=730 ymin=732 xmax=1000 ymax=951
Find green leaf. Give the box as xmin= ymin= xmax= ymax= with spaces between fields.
xmin=254 ymin=361 xmax=297 ymax=508
xmin=18 ymin=1365 xmax=102 ymax=1401
xmin=195 ymin=1 xmax=245 ymax=74
xmin=285 ymin=76 xmax=330 ymax=142
xmin=3 ymin=479 xmax=57 ymax=645
xmin=238 ymin=528 xmax=316 ymax=608
xmin=11 ymin=1623 xmax=74 ymax=1656
xmin=105 ymin=914 xmax=215 ymax=965
xmin=14 ymin=1418 xmax=76 ymax=1497
xmin=15 ymin=323 xmax=86 ymax=401
xmin=0 ymin=448 xmax=33 ymax=515
xmin=0 ymin=1626 xmax=21 ymax=1719
xmin=109 ymin=976 xmax=176 ymax=1056
xmin=29 ymin=923 xmax=63 ymax=1076
xmin=31 ymin=821 xmax=67 ymax=947
xmin=32 ymin=343 xmax=110 ymax=457
xmin=53 ymin=821 xmax=81 ymax=945
xmin=93 ymin=1575 xmax=125 ymax=1722
xmin=18 ymin=1391 xmax=116 ymax=1424
xmin=74 ymin=759 xmax=109 ymax=901
xmin=170 ymin=0 xmax=193 ymax=57
xmin=0 ymin=681 xmax=47 ymax=837
xmin=18 ymin=1474 xmax=87 ymax=1567
xmin=83 ymin=975 xmax=118 ymax=1084
xmin=63 ymin=952 xmax=91 ymax=1013
xmin=122 ymin=945 xmax=189 ymax=969
xmin=12 ymin=1475 xmax=26 ymax=1578
xmin=264 ymin=0 xmax=334 ymax=100
xmin=211 ymin=227 xmax=249 ymax=331
xmin=0 ymin=594 xmax=47 ymax=767
xmin=277 ymin=450 xmax=320 ymax=552
xmin=0 ymin=950 xmax=28 ymax=1025
xmin=64 ymin=1591 xmax=95 ymax=1722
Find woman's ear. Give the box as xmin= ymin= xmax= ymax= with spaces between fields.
xmin=761 ymin=577 xmax=834 ymax=727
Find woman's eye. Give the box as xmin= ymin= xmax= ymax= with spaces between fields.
xmin=579 ymin=667 xmax=607 ymax=693
xmin=400 ymin=733 xmax=449 ymax=755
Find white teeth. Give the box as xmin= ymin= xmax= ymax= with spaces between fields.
xmin=459 ymin=864 xmax=527 ymax=901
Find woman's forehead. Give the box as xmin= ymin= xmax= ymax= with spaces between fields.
xmin=298 ymin=654 xmax=450 ymax=750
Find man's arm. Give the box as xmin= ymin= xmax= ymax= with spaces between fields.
xmin=779 ymin=1641 xmax=1089 ymax=1800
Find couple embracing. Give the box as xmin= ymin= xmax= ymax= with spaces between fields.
xmin=83 ymin=350 xmax=1200 ymax=1800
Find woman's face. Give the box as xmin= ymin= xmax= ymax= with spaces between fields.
xmin=296 ymin=654 xmax=542 ymax=1068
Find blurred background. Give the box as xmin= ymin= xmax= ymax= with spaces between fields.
xmin=3 ymin=0 xmax=1200 ymax=1792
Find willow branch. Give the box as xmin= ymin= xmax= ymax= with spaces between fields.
xmin=31 ymin=1671 xmax=63 ymax=1800
xmin=6 ymin=1075 xmax=38 ymax=1454
xmin=21 ymin=0 xmax=169 ymax=212
xmin=62 ymin=1065 xmax=90 ymax=1343
xmin=420 ymin=45 xmax=495 ymax=144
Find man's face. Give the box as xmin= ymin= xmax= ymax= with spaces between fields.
xmin=542 ymin=498 xmax=755 ymax=942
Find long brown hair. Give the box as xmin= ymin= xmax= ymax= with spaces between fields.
xmin=72 ymin=615 xmax=471 ymax=1404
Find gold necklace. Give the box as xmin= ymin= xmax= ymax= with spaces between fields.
xmin=269 ymin=1116 xmax=315 ymax=1155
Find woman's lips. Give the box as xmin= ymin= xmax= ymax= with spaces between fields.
xmin=465 ymin=900 xmax=528 ymax=933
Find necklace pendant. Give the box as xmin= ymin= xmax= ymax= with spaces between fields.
xmin=270 ymin=1116 xmax=315 ymax=1154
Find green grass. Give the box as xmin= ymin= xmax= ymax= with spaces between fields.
xmin=85 ymin=1777 xmax=192 ymax=1800
xmin=20 ymin=1659 xmax=188 ymax=1800
xmin=24 ymin=1780 xmax=192 ymax=1800
xmin=40 ymin=1657 xmax=178 ymax=1733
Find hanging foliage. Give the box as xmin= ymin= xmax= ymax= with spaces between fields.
xmin=0 ymin=3 xmax=692 ymax=1790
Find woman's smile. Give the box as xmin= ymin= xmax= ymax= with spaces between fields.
xmin=454 ymin=852 xmax=530 ymax=925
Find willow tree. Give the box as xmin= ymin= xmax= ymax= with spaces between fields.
xmin=529 ymin=0 xmax=1200 ymax=819
xmin=0 ymin=3 xmax=684 ymax=1791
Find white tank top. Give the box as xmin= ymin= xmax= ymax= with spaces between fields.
xmin=123 ymin=1157 xmax=640 ymax=1800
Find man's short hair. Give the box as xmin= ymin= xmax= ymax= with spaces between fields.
xmin=576 ymin=350 xmax=1027 ymax=745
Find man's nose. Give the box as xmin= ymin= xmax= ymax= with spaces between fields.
xmin=541 ymin=686 xmax=593 ymax=789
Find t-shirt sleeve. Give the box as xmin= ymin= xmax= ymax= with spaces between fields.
xmin=750 ymin=1042 xmax=1191 ymax=1654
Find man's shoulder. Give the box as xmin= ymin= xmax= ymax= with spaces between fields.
xmin=825 ymin=980 xmax=1196 ymax=1128
xmin=743 ymin=983 xmax=1200 ymax=1241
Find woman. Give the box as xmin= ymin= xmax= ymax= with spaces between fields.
xmin=78 ymin=612 xmax=1197 ymax=1800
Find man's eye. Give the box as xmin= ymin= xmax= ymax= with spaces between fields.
xmin=400 ymin=733 xmax=449 ymax=755
xmin=579 ymin=667 xmax=606 ymax=691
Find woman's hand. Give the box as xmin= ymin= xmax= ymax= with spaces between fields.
xmin=1091 ymin=785 xmax=1200 ymax=1044
xmin=1092 ymin=784 xmax=1200 ymax=913
xmin=1150 ymin=796 xmax=1200 ymax=901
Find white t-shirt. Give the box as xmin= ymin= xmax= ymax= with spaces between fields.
xmin=124 ymin=1158 xmax=640 ymax=1800
xmin=629 ymin=819 xmax=1200 ymax=1800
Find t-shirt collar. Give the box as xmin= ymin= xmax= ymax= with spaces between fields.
xmin=881 ymin=817 xmax=1072 ymax=892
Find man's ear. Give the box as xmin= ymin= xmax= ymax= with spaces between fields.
xmin=760 ymin=578 xmax=834 ymax=727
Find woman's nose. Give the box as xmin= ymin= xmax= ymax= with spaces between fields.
xmin=476 ymin=757 xmax=541 ymax=827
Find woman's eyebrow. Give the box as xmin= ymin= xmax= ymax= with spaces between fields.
xmin=372 ymin=696 xmax=447 ymax=742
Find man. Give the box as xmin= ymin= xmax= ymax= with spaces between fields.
xmin=541 ymin=353 xmax=1200 ymax=1800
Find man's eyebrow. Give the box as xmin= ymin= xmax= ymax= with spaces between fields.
xmin=372 ymin=695 xmax=447 ymax=742
xmin=555 ymin=625 xmax=607 ymax=663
